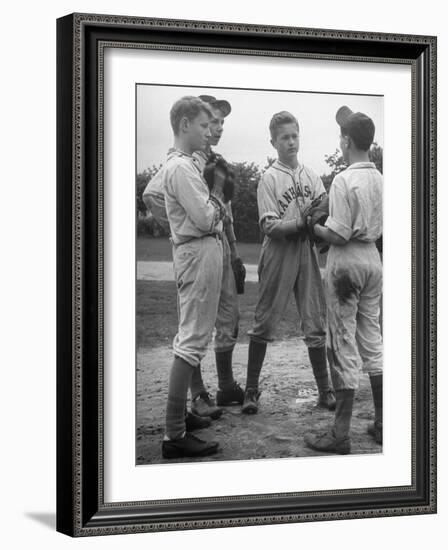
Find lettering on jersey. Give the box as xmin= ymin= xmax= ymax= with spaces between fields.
xmin=278 ymin=184 xmax=312 ymax=216
xmin=273 ymin=165 xmax=313 ymax=217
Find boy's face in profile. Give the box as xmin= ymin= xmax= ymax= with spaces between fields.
xmin=271 ymin=122 xmax=299 ymax=165
xmin=182 ymin=111 xmax=212 ymax=152
xmin=208 ymin=106 xmax=226 ymax=147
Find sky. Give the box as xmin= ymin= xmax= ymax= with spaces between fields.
xmin=136 ymin=84 xmax=383 ymax=175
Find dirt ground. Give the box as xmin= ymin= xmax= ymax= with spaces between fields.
xmin=135 ymin=237 xmax=381 ymax=465
xmin=136 ymin=339 xmax=381 ymax=465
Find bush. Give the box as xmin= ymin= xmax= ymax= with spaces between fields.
xmin=137 ymin=214 xmax=166 ymax=237
xmin=230 ymin=161 xmax=262 ymax=243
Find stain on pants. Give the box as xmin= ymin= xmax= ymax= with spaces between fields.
xmin=325 ymin=241 xmax=383 ymax=391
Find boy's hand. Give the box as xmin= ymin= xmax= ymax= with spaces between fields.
xmin=203 ymin=154 xmax=234 ymax=203
xmin=296 ymin=216 xmax=306 ymax=230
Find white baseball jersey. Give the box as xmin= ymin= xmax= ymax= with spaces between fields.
xmin=144 ymin=149 xmax=223 ymax=246
xmin=325 ymin=162 xmax=382 ymax=242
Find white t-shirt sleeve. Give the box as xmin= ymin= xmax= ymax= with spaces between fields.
xmin=325 ymin=175 xmax=352 ymax=241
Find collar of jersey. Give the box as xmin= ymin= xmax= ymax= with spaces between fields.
xmin=275 ymin=159 xmax=303 ymax=173
xmin=167 ymin=147 xmax=194 ymax=160
xmin=346 ymin=161 xmax=376 ymax=170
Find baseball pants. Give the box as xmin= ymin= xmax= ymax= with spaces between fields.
xmin=248 ymin=237 xmax=326 ymax=348
xmin=325 ymin=241 xmax=383 ymax=391
xmin=214 ymin=234 xmax=239 ymax=352
xmin=172 ymin=235 xmax=223 ymax=367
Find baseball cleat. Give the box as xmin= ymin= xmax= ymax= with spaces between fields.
xmin=216 ymin=381 xmax=245 ymax=406
xmin=304 ymin=430 xmax=351 ymax=455
xmin=318 ymin=389 xmax=336 ymax=411
xmin=192 ymin=392 xmax=223 ymax=419
xmin=241 ymin=387 xmax=261 ymax=414
xmin=367 ymin=420 xmax=383 ymax=444
xmin=162 ymin=433 xmax=219 ymax=459
xmin=185 ymin=412 xmax=211 ymax=432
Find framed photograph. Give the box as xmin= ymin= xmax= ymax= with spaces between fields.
xmin=57 ymin=13 xmax=436 ymax=536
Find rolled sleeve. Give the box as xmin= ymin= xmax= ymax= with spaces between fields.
xmin=257 ymin=173 xmax=282 ymax=228
xmin=325 ymin=176 xmax=352 ymax=241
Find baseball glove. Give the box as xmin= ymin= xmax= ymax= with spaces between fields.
xmin=232 ymin=257 xmax=246 ymax=294
xmin=203 ymin=153 xmax=235 ymax=203
xmin=304 ymin=193 xmax=329 ymax=228
xmin=304 ymin=193 xmax=330 ymax=253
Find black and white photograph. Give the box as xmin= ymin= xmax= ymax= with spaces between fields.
xmin=54 ymin=9 xmax=436 ymax=538
xmin=135 ymin=84 xmax=384 ymax=464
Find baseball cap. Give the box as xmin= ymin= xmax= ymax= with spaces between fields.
xmin=336 ymin=105 xmax=375 ymax=151
xmin=199 ymin=95 xmax=231 ymax=117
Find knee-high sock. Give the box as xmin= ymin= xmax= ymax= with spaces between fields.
xmin=190 ymin=365 xmax=207 ymax=401
xmin=308 ymin=346 xmax=331 ymax=394
xmin=165 ymin=356 xmax=195 ymax=440
xmin=215 ymin=350 xmax=235 ymax=391
xmin=245 ymin=339 xmax=267 ymax=391
xmin=369 ymin=373 xmax=383 ymax=424
xmin=333 ymin=389 xmax=355 ymax=440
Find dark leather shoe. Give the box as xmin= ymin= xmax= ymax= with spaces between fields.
xmin=241 ymin=387 xmax=261 ymax=414
xmin=162 ymin=433 xmax=219 ymax=459
xmin=304 ymin=429 xmax=351 ymax=455
xmin=216 ymin=381 xmax=244 ymax=406
xmin=192 ymin=392 xmax=223 ymax=419
xmin=185 ymin=412 xmax=211 ymax=432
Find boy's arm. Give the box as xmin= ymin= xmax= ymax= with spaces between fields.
xmin=318 ymin=175 xmax=352 ymax=245
xmin=313 ymin=224 xmax=348 ymax=246
xmin=171 ymin=163 xmax=225 ymax=233
xmin=262 ymin=217 xmax=304 ymax=238
xmin=258 ymin=173 xmax=303 ymax=239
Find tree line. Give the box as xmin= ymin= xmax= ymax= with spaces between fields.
xmin=136 ymin=144 xmax=383 ymax=243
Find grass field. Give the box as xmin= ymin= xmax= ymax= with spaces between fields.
xmin=136 ymin=280 xmax=303 ymax=349
xmin=136 ymin=236 xmax=329 ymax=349
xmin=137 ymin=236 xmax=327 ymax=267
xmin=137 ymin=236 xmax=262 ymax=264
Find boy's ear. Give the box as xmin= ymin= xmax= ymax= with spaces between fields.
xmin=179 ymin=116 xmax=189 ymax=134
xmin=270 ymin=138 xmax=275 ymax=148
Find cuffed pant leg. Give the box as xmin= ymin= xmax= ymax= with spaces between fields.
xmin=356 ymin=264 xmax=383 ymax=377
xmin=172 ymin=237 xmax=223 ymax=366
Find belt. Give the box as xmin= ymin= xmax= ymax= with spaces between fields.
xmin=173 ymin=233 xmax=222 ymax=247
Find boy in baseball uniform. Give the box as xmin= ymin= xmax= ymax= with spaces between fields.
xmin=160 ymin=96 xmax=227 ymax=459
xmin=304 ymin=106 xmax=383 ymax=454
xmin=188 ymin=95 xmax=245 ymax=419
xmin=242 ymin=111 xmax=335 ymax=414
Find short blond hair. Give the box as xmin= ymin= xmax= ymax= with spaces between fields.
xmin=269 ymin=111 xmax=299 ymax=140
xmin=170 ymin=96 xmax=212 ymax=135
